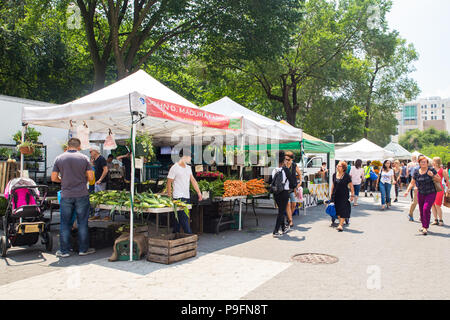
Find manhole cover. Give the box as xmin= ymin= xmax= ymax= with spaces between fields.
xmin=291 ymin=253 xmax=339 ymax=264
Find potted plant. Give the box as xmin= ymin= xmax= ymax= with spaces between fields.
xmin=17 ymin=141 xmax=36 ymax=155
xmin=127 ymin=133 xmax=155 ymax=160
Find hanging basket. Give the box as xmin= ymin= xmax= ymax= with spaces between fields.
xmin=19 ymin=146 xmax=34 ymax=155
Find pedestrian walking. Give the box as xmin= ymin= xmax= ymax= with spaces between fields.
xmin=271 ymin=151 xmax=291 ymax=237
xmin=400 ymin=161 xmax=408 ymax=189
xmin=167 ymin=149 xmax=202 ymax=234
xmin=431 ymin=157 xmax=450 ymax=226
xmin=407 ymin=155 xmax=419 ymax=199
xmin=393 ymin=160 xmax=402 ymax=202
xmin=330 ymin=161 xmax=355 ymax=232
xmin=349 ymin=159 xmax=364 ymax=206
xmin=404 ymin=155 xmax=441 ymax=235
xmin=51 ymin=138 xmax=96 ymax=257
xmin=284 ymin=151 xmax=302 ymax=229
xmin=363 ymin=161 xmax=374 ymax=197
xmin=375 ymin=160 xmax=395 ymax=211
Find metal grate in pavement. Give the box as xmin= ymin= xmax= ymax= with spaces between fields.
xmin=291 ymin=253 xmax=339 ymax=264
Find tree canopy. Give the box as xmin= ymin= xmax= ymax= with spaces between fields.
xmin=0 ymin=0 xmax=421 ymax=145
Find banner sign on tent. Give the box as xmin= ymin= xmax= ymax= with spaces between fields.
xmin=146 ymin=97 xmax=241 ymax=130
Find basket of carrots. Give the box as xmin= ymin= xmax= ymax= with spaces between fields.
xmin=245 ymin=179 xmax=268 ymax=196
xmin=223 ymin=180 xmax=249 ymax=197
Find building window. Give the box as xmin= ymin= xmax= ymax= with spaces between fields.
xmin=424 ymin=116 xmax=427 ymax=120
xmin=403 ymin=105 xmax=417 ymax=125
xmin=443 ymin=116 xmax=445 ymax=120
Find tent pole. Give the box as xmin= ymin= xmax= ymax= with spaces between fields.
xmin=238 ymin=134 xmax=244 ymax=231
xmin=20 ymin=124 xmax=25 ymax=177
xmin=129 ymin=118 xmax=137 ymax=261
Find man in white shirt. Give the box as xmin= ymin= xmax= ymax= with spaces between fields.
xmin=167 ymin=149 xmax=202 ymax=234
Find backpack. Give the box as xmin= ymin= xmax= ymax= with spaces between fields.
xmin=270 ymin=168 xmax=288 ymax=195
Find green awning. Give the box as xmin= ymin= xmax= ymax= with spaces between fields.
xmin=227 ymin=135 xmax=334 ymax=158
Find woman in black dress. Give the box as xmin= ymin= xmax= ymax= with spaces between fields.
xmin=331 ymin=161 xmax=355 ymax=232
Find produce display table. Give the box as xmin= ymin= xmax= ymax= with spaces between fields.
xmin=96 ymin=204 xmax=192 ymax=234
xmin=212 ymin=196 xmax=246 ymax=234
xmin=243 ymin=193 xmax=269 ymax=227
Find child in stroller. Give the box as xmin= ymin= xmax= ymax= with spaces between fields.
xmin=1 ymin=177 xmax=52 ymax=257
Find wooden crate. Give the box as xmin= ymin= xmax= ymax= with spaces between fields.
xmin=147 ymin=233 xmax=198 ymax=264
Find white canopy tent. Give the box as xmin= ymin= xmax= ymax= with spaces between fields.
xmin=411 ymin=151 xmax=432 ymax=161
xmin=21 ymin=70 xmax=243 ymax=261
xmin=22 ymin=70 xmax=237 ymax=145
xmin=384 ymin=142 xmax=412 ymax=160
xmin=335 ymin=138 xmax=395 ymax=161
xmin=202 ymin=97 xmax=302 ymax=143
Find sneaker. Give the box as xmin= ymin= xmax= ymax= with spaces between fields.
xmin=394 ymin=199 xmax=398 ymax=203
xmin=56 ymin=250 xmax=70 ymax=258
xmin=272 ymin=232 xmax=282 ymax=238
xmin=88 ymin=216 xmax=101 ymax=221
xmin=283 ymin=225 xmax=290 ymax=233
xmin=408 ymin=215 xmax=414 ymax=222
xmin=79 ymin=248 xmax=96 ymax=256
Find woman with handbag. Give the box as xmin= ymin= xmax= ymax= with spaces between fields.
xmin=375 ymin=160 xmax=395 ymax=211
xmin=404 ymin=155 xmax=441 ymax=235
xmin=431 ymin=157 xmax=450 ymax=226
xmin=330 ymin=161 xmax=355 ymax=232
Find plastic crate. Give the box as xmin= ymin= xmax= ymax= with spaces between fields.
xmin=115 ymin=240 xmax=140 ymax=261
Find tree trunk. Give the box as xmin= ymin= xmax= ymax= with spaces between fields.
xmin=93 ymin=63 xmax=107 ymax=91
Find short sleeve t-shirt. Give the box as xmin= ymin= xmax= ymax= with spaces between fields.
xmin=349 ymin=167 xmax=364 ymax=185
xmin=380 ymin=169 xmax=394 ymax=184
xmin=167 ymin=162 xmax=193 ymax=199
xmin=271 ymin=167 xmax=290 ymax=191
xmin=94 ymin=155 xmax=107 ymax=181
xmin=52 ymin=150 xmax=91 ymax=198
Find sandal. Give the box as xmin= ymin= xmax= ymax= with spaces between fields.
xmin=337 ymin=225 xmax=344 ymax=232
xmin=431 ymin=220 xmax=439 ymax=226
xmin=439 ymin=220 xmax=444 ymax=226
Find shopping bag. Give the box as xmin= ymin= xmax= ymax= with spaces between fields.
xmin=76 ymin=124 xmax=90 ymax=150
xmin=103 ymin=131 xmax=117 ymax=150
xmin=325 ymin=203 xmax=337 ymax=219
xmin=369 ymin=171 xmax=378 ymax=181
xmin=444 ymin=191 xmax=450 ymax=208
xmin=373 ymin=192 xmax=380 ymax=203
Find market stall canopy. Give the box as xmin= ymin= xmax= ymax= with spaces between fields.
xmin=279 ymin=120 xmax=335 ymax=157
xmin=411 ymin=150 xmax=432 ymax=161
xmin=335 ymin=138 xmax=395 ymax=161
xmin=384 ymin=142 xmax=412 ymax=160
xmin=201 ymin=97 xmax=302 ymax=143
xmin=21 ymin=70 xmax=241 ymax=145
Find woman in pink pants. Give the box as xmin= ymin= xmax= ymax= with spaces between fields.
xmin=404 ymin=155 xmax=441 ymax=235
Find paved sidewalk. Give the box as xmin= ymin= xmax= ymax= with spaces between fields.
xmin=0 ymin=194 xmax=449 ymax=299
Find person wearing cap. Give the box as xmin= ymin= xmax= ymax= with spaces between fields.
xmin=89 ymin=145 xmax=109 ymax=221
xmin=167 ymin=149 xmax=202 ymax=234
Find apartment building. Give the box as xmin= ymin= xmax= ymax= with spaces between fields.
xmin=394 ymin=96 xmax=450 ymax=142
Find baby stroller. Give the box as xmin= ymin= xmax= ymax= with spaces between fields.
xmin=1 ymin=178 xmax=52 ymax=257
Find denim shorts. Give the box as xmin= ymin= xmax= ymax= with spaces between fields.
xmin=289 ymin=192 xmax=297 ymax=203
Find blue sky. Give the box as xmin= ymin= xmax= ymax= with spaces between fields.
xmin=387 ymin=0 xmax=450 ymax=99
